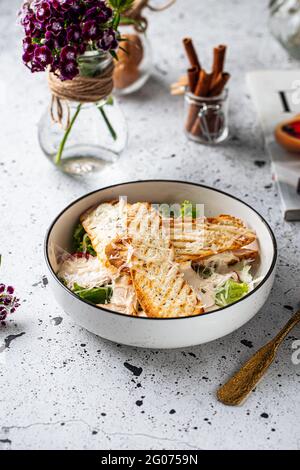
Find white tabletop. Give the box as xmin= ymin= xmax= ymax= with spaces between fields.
xmin=1 ymin=0 xmax=299 ymax=450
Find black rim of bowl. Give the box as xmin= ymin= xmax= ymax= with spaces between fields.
xmin=45 ymin=179 xmax=278 ymax=320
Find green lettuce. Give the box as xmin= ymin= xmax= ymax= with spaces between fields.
xmin=215 ymin=279 xmax=249 ymax=307
xmin=73 ymin=224 xmax=96 ymax=256
xmin=73 ymin=283 xmax=113 ymax=305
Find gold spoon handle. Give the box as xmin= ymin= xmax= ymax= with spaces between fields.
xmin=217 ymin=309 xmax=300 ymax=406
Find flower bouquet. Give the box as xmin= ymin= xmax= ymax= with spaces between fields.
xmin=19 ymin=0 xmax=133 ymax=175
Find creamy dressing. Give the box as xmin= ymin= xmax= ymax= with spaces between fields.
xmin=58 ymin=255 xmax=138 ymax=315
xmin=104 ymin=276 xmax=137 ymax=316
xmin=180 ymin=250 xmax=255 ymax=311
xmin=180 ymin=261 xmax=238 ymax=310
xmin=58 ymin=255 xmax=111 ymax=290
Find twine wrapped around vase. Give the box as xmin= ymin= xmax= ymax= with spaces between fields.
xmin=48 ymin=60 xmax=114 ymax=129
xmin=126 ymin=0 xmax=176 ymax=32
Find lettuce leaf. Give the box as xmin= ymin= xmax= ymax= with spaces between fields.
xmin=215 ymin=279 xmax=249 ymax=307
xmin=73 ymin=224 xmax=96 ymax=256
xmin=73 ymin=283 xmax=113 ymax=304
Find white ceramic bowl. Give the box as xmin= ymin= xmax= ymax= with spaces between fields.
xmin=45 ymin=180 xmax=277 ymax=349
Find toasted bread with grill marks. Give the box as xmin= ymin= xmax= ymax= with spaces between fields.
xmin=171 ymin=214 xmax=256 ymax=262
xmin=109 ymin=202 xmax=204 ymax=318
xmin=106 ymin=212 xmax=256 ymax=266
xmin=80 ymin=200 xmax=129 ymax=271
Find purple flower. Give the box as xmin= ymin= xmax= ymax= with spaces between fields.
xmin=98 ymin=28 xmax=118 ymax=51
xmin=34 ymin=45 xmax=53 ymax=66
xmin=36 ymin=1 xmax=51 ymax=22
xmin=20 ymin=0 xmax=123 ymax=80
xmin=24 ymin=20 xmax=35 ymax=36
xmin=66 ymin=24 xmax=81 ymax=43
xmin=82 ymin=20 xmax=99 ymax=40
xmin=83 ymin=3 xmax=112 ymax=23
xmin=50 ymin=55 xmax=60 ymax=73
xmin=55 ymin=0 xmax=75 ymax=11
xmin=31 ymin=60 xmax=46 ymax=72
xmin=23 ymin=36 xmax=32 ymax=51
xmin=0 ymin=282 xmax=21 ymax=324
xmin=47 ymin=18 xmax=63 ymax=36
xmin=23 ymin=44 xmax=36 ymax=63
xmin=3 ymin=297 xmax=10 ymax=306
xmin=59 ymin=59 xmax=79 ymax=80
xmin=60 ymin=45 xmax=77 ymax=62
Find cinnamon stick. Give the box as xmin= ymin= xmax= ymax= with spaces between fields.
xmin=194 ymin=70 xmax=213 ymax=97
xmin=183 ymin=37 xmax=201 ymax=70
xmin=212 ymin=45 xmax=226 ymax=83
xmin=209 ymin=72 xmax=230 ymax=97
xmin=187 ymin=66 xmax=199 ymax=93
xmin=185 ymin=70 xmax=213 ymax=132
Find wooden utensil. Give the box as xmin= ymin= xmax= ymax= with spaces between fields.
xmin=217 ymin=309 xmax=300 ymax=406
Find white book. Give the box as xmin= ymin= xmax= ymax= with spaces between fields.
xmin=246 ymin=70 xmax=300 ymax=221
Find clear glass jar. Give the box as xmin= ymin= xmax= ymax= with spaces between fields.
xmin=269 ymin=0 xmax=300 ymax=60
xmin=113 ymin=25 xmax=152 ymax=95
xmin=184 ymin=89 xmax=229 ymax=144
xmin=38 ymin=52 xmax=127 ymax=176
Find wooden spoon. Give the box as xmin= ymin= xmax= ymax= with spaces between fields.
xmin=217 ymin=309 xmax=300 ymax=406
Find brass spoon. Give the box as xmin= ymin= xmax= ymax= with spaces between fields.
xmin=217 ymin=309 xmax=300 ymax=406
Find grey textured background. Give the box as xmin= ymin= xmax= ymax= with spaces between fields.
xmin=0 ymin=0 xmax=300 ymax=450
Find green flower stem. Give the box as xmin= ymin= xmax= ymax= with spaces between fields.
xmin=55 ymin=103 xmax=82 ymax=166
xmin=98 ymin=105 xmax=117 ymax=141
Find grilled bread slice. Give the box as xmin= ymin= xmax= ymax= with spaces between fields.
xmin=107 ymin=202 xmax=203 ymax=318
xmin=80 ymin=200 xmax=129 ymax=271
xmin=106 ymin=213 xmax=256 ymax=267
xmin=80 ymin=200 xmax=138 ymax=314
xmin=171 ymin=214 xmax=256 ymax=262
xmin=130 ymin=242 xmax=203 ymax=317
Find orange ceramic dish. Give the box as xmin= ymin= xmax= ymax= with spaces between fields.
xmin=275 ymin=115 xmax=300 ymax=153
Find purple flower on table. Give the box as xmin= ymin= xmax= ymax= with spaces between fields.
xmin=34 ymin=45 xmax=53 ymax=67
xmin=59 ymin=59 xmax=79 ymax=80
xmin=60 ymin=45 xmax=78 ymax=62
xmin=82 ymin=20 xmax=100 ymax=40
xmin=0 ymin=283 xmax=20 ymax=324
xmin=98 ymin=28 xmax=118 ymax=51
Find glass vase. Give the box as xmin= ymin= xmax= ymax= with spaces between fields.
xmin=113 ymin=25 xmax=152 ymax=95
xmin=269 ymin=0 xmax=300 ymax=60
xmin=38 ymin=52 xmax=127 ymax=176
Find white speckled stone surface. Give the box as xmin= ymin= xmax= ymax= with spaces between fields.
xmin=1 ymin=0 xmax=300 ymax=450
